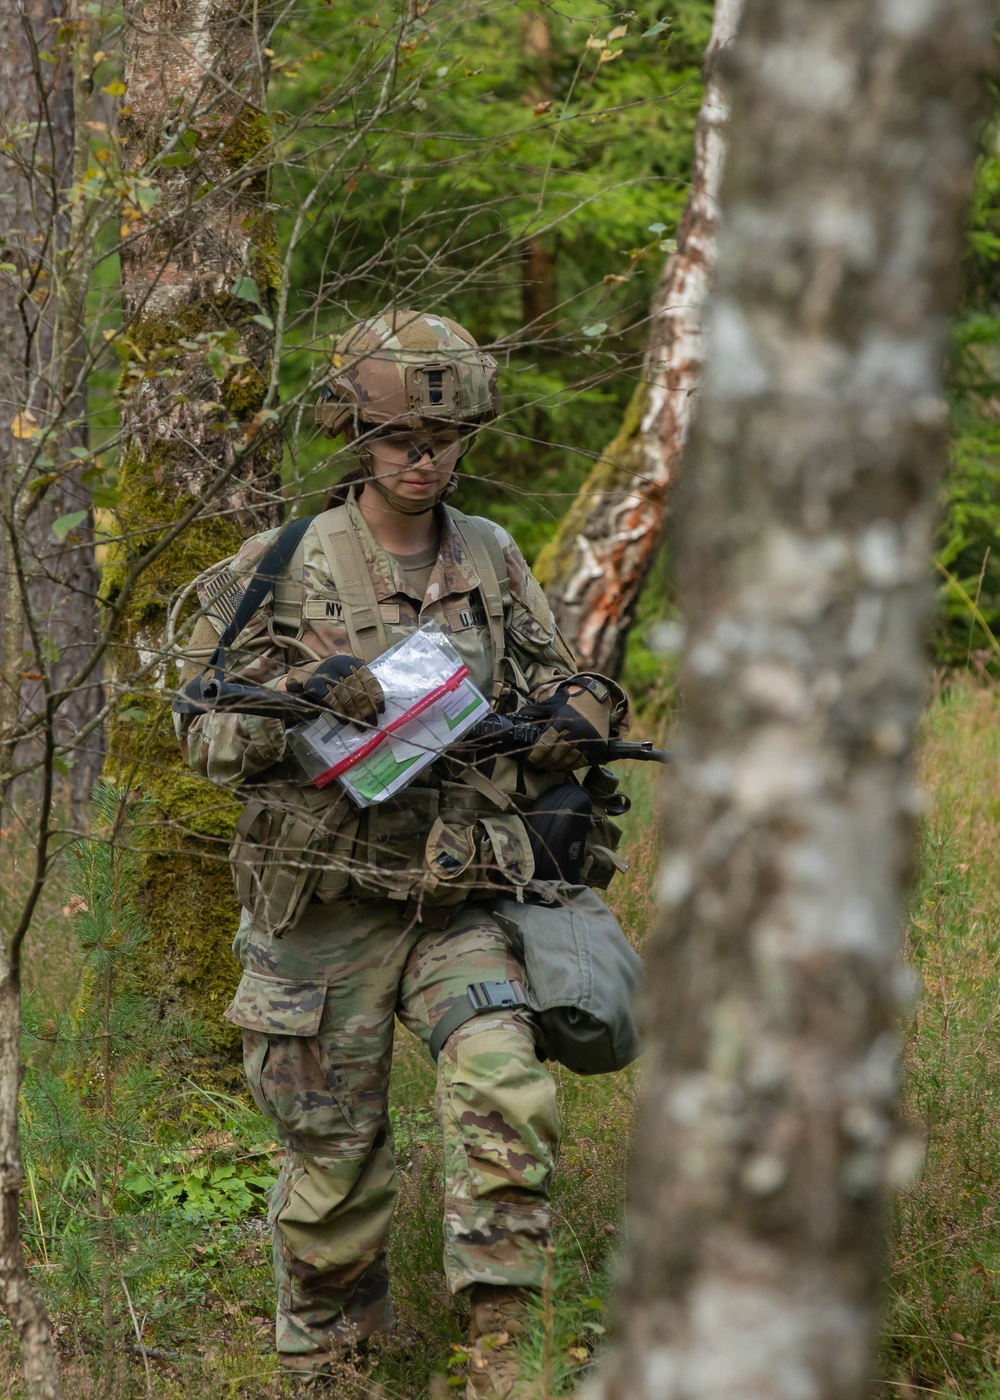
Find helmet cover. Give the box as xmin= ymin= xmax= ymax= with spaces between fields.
xmin=315 ymin=309 xmax=501 ymax=438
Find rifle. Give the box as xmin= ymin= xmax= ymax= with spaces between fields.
xmin=459 ymin=713 xmax=670 ymax=765
xmin=173 ymin=676 xmax=316 ymax=722
xmin=174 ymin=679 xmax=669 ymax=765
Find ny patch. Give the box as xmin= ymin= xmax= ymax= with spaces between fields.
xmin=303 ymin=598 xmax=346 ymax=621
xmin=458 ymin=606 xmax=487 ymax=629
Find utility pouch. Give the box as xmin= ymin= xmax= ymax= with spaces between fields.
xmin=426 ymin=883 xmax=644 ymax=1075
xmin=581 ymin=766 xmax=630 ymax=889
xmin=493 ymin=884 xmax=644 ymax=1074
xmin=349 ymin=787 xmax=441 ymax=899
xmin=231 ymin=785 xmax=351 ymax=936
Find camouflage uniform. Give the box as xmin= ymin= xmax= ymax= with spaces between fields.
xmin=175 ymin=489 xmax=628 ymax=1369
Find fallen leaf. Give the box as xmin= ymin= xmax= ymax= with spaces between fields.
xmin=11 ymin=411 xmax=39 ymax=439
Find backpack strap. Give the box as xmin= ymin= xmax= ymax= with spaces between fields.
xmin=312 ymin=504 xmax=388 ymax=663
xmin=208 ymin=515 xmax=314 ymax=681
xmin=447 ymin=509 xmax=511 ymax=704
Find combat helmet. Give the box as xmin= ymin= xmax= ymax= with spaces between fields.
xmin=315 ymin=309 xmax=501 ymax=439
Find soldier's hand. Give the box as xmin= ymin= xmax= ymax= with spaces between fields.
xmin=526 ymin=679 xmax=611 ymax=771
xmin=285 ymin=654 xmax=385 ymax=728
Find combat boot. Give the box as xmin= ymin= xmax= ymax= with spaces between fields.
xmin=466 ymin=1284 xmax=534 ymax=1399
xmin=279 ymin=1339 xmax=369 ymax=1392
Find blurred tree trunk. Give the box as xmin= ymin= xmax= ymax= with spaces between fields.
xmin=103 ymin=0 xmax=281 ymax=1047
xmin=521 ymin=11 xmax=557 ymax=339
xmin=593 ymin=0 xmax=995 ymax=1396
xmin=534 ymin=0 xmax=743 ymax=674
xmin=0 ymin=7 xmax=79 ymax=1392
xmin=0 ymin=0 xmax=104 ymax=824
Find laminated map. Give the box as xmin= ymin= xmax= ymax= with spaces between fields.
xmin=286 ymin=622 xmax=490 ymax=806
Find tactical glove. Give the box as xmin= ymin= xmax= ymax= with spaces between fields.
xmin=285 ymin=654 xmax=384 ymax=728
xmin=526 ymin=678 xmax=612 ymax=771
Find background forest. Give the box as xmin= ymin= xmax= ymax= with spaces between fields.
xmin=3 ymin=0 xmax=1000 ymax=1396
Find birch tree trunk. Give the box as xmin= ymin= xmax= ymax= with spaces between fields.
xmin=534 ymin=0 xmax=743 ymax=675
xmin=102 ymin=0 xmax=281 ymax=1042
xmin=591 ymin=0 xmax=995 ymax=1396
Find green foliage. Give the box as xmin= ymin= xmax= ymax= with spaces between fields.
xmin=15 ymin=787 xmax=278 ymax=1383
xmin=270 ymin=0 xmax=713 ymax=554
xmin=935 ymin=109 xmax=1000 ymax=668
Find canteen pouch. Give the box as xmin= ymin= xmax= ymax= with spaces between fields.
xmin=491 ymin=883 xmax=644 ymax=1075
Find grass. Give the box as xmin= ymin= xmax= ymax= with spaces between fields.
xmin=881 ymin=677 xmax=1000 ymax=1398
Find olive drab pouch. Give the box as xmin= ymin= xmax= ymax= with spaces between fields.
xmin=490 ymin=884 xmax=644 ymax=1075
xmin=427 ymin=883 xmax=644 ymax=1073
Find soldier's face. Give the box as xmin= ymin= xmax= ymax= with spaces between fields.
xmin=367 ymin=429 xmax=462 ymax=505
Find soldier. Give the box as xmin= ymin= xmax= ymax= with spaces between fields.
xmin=175 ymin=310 xmax=630 ymax=1396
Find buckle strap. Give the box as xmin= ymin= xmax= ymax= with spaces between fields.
xmin=428 ymin=979 xmax=531 ymax=1063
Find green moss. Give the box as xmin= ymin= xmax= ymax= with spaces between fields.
xmin=100 ymin=438 xmax=252 ymax=1053
xmin=100 ymin=448 xmax=243 ymax=628
xmin=249 ymin=229 xmax=280 ymax=302
xmin=103 ymin=694 xmax=244 ymax=1054
xmin=221 ymin=105 xmax=271 ymax=194
xmin=223 ymin=362 xmax=267 ymax=418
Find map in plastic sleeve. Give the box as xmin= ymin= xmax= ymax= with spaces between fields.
xmin=285 ymin=622 xmax=491 ymax=805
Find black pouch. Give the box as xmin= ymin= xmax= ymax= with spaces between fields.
xmin=525 ymin=783 xmax=592 ymax=882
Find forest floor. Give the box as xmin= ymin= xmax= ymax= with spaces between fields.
xmin=3 ymin=676 xmax=1000 ymax=1397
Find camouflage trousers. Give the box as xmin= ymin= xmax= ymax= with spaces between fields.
xmin=226 ymin=897 xmax=560 ymax=1363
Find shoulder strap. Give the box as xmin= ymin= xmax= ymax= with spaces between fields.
xmin=447 ymin=509 xmax=511 ymax=704
xmin=220 ymin=515 xmax=314 ymax=651
xmin=207 ymin=515 xmax=314 ymax=683
xmin=313 ymin=504 xmax=388 ymax=663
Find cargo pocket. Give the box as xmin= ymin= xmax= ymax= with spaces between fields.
xmin=480 ymin=814 xmax=535 ymax=889
xmin=225 ymin=970 xmax=355 ymax=1141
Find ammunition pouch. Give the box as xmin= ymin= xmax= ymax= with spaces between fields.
xmin=231 ymin=784 xmax=355 ymax=937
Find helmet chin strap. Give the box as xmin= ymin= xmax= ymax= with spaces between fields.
xmin=365 ymin=473 xmax=456 ymax=515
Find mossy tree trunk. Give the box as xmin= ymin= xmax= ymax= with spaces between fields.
xmin=103 ymin=0 xmax=282 ymax=1047
xmin=593 ymin=0 xmax=995 ymax=1394
xmin=534 ymin=0 xmax=744 ymax=676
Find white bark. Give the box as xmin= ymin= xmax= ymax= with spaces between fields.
xmin=591 ymin=0 xmax=996 ymax=1395
xmin=539 ymin=0 xmax=744 ymax=674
